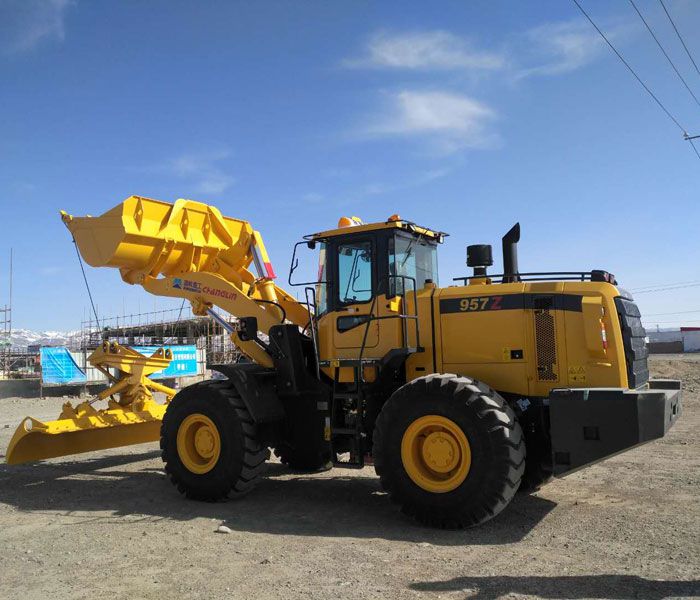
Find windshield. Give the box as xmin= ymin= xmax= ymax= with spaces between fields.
xmin=389 ymin=234 xmax=438 ymax=294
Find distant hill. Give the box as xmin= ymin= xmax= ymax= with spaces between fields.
xmin=8 ymin=329 xmax=79 ymax=351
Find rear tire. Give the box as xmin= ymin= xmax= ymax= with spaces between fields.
xmin=373 ymin=374 xmax=525 ymax=528
xmin=161 ymin=380 xmax=268 ymax=500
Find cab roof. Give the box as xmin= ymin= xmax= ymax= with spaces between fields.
xmin=307 ymin=218 xmax=448 ymax=243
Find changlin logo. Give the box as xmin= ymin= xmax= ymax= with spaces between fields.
xmin=203 ymin=286 xmax=237 ymax=301
xmin=172 ymin=278 xmax=236 ymax=300
xmin=172 ymin=278 xmax=202 ymax=293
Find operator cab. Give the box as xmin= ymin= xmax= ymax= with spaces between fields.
xmin=289 ymin=216 xmax=447 ymax=378
xmin=300 ymin=215 xmax=446 ymax=316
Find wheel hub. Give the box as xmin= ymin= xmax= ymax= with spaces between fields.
xmin=401 ymin=415 xmax=471 ymax=493
xmin=194 ymin=426 xmax=216 ymax=458
xmin=176 ymin=413 xmax=222 ymax=474
xmin=421 ymin=431 xmax=460 ymax=473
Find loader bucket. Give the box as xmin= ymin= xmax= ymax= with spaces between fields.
xmin=5 ymin=343 xmax=176 ymax=465
xmin=61 ymin=196 xmax=259 ymax=284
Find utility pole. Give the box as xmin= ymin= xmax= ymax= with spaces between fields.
xmin=9 ymin=247 xmax=12 ymax=342
xmin=1 ymin=249 xmax=12 ymax=377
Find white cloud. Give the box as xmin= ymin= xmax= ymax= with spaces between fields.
xmin=0 ymin=0 xmax=73 ymax=55
xmin=39 ymin=265 xmax=63 ymax=276
xmin=164 ymin=150 xmax=235 ymax=196
xmin=301 ymin=192 xmax=324 ymax=204
xmin=345 ymin=30 xmax=504 ymax=71
xmin=515 ymin=20 xmax=606 ymax=79
xmin=414 ymin=167 xmax=452 ymax=183
xmin=363 ymin=90 xmax=498 ymax=153
xmin=300 ymin=168 xmax=451 ymax=207
xmin=362 ymin=167 xmax=452 ymax=196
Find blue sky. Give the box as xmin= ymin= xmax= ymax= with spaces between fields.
xmin=1 ymin=0 xmax=698 ymax=332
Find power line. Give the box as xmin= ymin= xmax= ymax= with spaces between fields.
xmin=658 ymin=0 xmax=700 ymax=78
xmin=571 ymin=0 xmax=700 ymax=162
xmin=572 ymin=0 xmax=684 ymax=132
xmin=630 ymin=279 xmax=700 ymax=291
xmin=633 ymin=282 xmax=700 ymax=294
xmin=642 ymin=318 xmax=700 ymax=323
xmin=629 ymin=0 xmax=700 ymax=109
xmin=644 ymin=308 xmax=700 ymax=316
xmin=690 ymin=138 xmax=700 ymax=160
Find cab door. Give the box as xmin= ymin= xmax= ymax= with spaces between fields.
xmin=317 ymin=237 xmax=379 ymax=361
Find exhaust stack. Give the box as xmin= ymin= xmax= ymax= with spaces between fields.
xmin=502 ymin=223 xmax=521 ymax=283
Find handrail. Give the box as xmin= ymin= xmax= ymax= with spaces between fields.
xmin=304 ymin=286 xmax=321 ymax=379
xmin=356 ymin=274 xmax=420 ymax=382
xmin=452 ymin=271 xmax=614 ymax=284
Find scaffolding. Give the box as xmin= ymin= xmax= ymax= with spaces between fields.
xmin=1 ymin=304 xmax=12 ymax=377
xmin=68 ymin=306 xmax=241 ymax=367
xmin=0 ymin=349 xmax=39 ymax=378
xmin=0 ymin=244 xmax=241 ymax=378
xmin=1 ymin=249 xmax=12 ymax=377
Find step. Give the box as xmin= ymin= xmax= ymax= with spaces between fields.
xmin=319 ymin=358 xmax=382 ymax=368
xmin=331 ymin=427 xmax=361 ymax=436
xmin=332 ymin=458 xmax=365 ymax=469
xmin=332 ymin=392 xmax=361 ymax=400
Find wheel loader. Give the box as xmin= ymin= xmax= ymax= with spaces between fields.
xmin=6 ymin=196 xmax=682 ymax=528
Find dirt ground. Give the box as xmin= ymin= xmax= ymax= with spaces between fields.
xmin=0 ymin=355 xmax=698 ymax=600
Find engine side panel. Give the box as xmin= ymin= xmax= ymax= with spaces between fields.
xmin=418 ymin=280 xmax=631 ymax=397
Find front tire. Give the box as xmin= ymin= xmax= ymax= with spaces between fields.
xmin=373 ymin=374 xmax=525 ymax=528
xmin=161 ymin=380 xmax=268 ymax=500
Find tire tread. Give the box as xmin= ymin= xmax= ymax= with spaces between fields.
xmin=161 ymin=380 xmax=266 ymax=501
xmin=373 ymin=373 xmax=526 ymax=529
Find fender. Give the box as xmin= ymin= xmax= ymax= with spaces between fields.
xmin=211 ymin=363 xmax=285 ymax=423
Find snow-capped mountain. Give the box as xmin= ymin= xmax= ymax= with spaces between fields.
xmin=6 ymin=329 xmax=79 ymax=350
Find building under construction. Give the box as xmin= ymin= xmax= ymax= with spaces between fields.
xmin=0 ymin=305 xmax=241 ymax=380
xmin=67 ymin=305 xmax=241 ymax=366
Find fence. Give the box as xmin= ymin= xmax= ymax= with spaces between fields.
xmin=39 ymin=345 xmax=205 ymax=385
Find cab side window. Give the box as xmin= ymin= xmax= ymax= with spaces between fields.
xmin=337 ymin=241 xmax=373 ymax=304
xmin=389 ymin=234 xmax=438 ymax=295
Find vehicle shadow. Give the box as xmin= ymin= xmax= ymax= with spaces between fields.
xmin=0 ymin=450 xmax=556 ymax=545
xmin=409 ymin=574 xmax=700 ymax=599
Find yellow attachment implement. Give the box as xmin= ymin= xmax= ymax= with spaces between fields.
xmin=60 ymin=195 xmax=266 ymax=289
xmin=61 ymin=196 xmax=311 ymax=365
xmin=5 ymin=343 xmax=176 ymax=465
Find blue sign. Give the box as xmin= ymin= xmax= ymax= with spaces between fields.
xmin=41 ymin=347 xmax=87 ymax=384
xmin=132 ymin=345 xmax=199 ymax=379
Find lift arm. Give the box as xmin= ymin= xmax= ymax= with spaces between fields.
xmin=62 ymin=196 xmax=311 ymax=367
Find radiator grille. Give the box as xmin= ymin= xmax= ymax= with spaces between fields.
xmin=535 ymin=309 xmax=558 ymax=381
xmin=614 ymin=297 xmax=649 ymax=388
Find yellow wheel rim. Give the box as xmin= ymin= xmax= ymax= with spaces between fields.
xmin=401 ymin=415 xmax=471 ymax=493
xmin=176 ymin=413 xmax=221 ymax=474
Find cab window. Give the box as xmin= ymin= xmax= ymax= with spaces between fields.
xmin=316 ymin=242 xmax=328 ymax=315
xmin=389 ymin=234 xmax=438 ymax=294
xmin=337 ymin=240 xmax=373 ymax=304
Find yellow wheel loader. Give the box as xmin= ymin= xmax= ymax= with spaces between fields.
xmin=7 ymin=196 xmax=682 ymax=528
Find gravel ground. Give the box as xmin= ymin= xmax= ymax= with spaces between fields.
xmin=0 ymin=355 xmax=698 ymax=600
